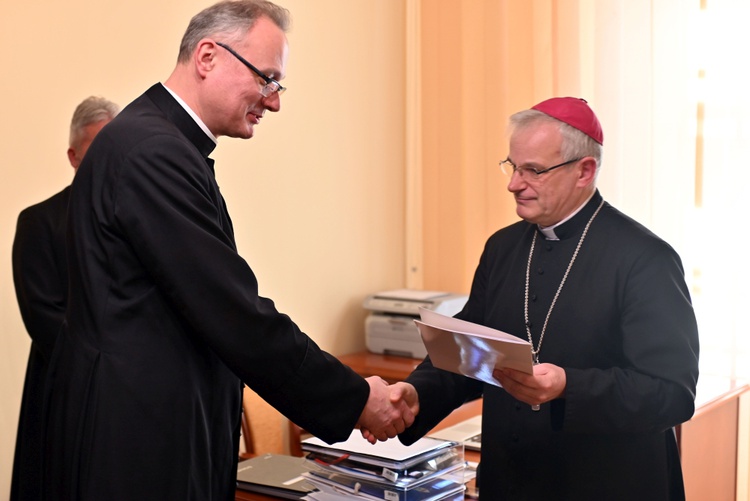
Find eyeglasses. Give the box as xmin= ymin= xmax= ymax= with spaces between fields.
xmin=216 ymin=42 xmax=286 ymax=97
xmin=499 ymin=157 xmax=582 ymax=180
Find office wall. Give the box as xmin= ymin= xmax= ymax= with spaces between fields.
xmin=0 ymin=0 xmax=407 ymax=495
xmin=414 ymin=0 xmax=697 ymax=296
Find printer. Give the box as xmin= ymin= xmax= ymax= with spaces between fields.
xmin=363 ymin=289 xmax=469 ymax=359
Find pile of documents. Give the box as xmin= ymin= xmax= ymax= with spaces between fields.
xmin=299 ymin=431 xmax=466 ymax=501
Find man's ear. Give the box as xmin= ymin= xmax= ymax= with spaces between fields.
xmin=194 ymin=39 xmax=218 ymax=77
xmin=67 ymin=147 xmax=79 ymax=170
xmin=576 ymin=157 xmax=598 ymax=187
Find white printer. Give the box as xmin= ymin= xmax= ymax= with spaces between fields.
xmin=363 ymin=289 xmax=469 ymax=359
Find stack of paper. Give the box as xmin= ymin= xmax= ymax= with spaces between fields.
xmin=300 ymin=431 xmax=466 ymax=501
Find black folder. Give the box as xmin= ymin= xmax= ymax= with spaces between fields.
xmin=236 ymin=453 xmax=317 ymax=500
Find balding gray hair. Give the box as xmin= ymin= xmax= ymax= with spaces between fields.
xmin=69 ymin=96 xmax=119 ymax=148
xmin=177 ymin=0 xmax=291 ymax=63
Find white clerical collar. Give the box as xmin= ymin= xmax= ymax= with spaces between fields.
xmin=538 ymin=191 xmax=596 ymax=241
xmin=162 ymin=83 xmax=218 ymax=144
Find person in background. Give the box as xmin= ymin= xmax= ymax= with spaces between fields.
xmin=391 ymin=97 xmax=699 ymax=500
xmin=10 ymin=96 xmax=119 ymax=501
xmin=40 ymin=2 xmax=416 ymax=500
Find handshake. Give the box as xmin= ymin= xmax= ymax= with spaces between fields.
xmin=356 ymin=376 xmax=420 ymax=444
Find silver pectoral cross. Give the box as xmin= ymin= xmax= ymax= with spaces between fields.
xmin=531 ymin=359 xmax=540 ymax=411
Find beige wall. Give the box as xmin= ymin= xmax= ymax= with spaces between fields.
xmin=415 ymin=1 xmax=597 ymax=294
xmin=0 ymin=0 xmax=407 ymax=495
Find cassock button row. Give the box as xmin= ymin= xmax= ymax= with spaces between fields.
xmin=537 ymin=267 xmax=544 ymax=275
xmin=546 ymin=243 xmax=553 ymax=251
xmin=531 ymin=294 xmax=537 ymax=301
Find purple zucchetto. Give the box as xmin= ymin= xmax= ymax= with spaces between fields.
xmin=531 ymin=97 xmax=603 ymax=145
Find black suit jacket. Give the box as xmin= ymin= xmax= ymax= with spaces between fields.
xmin=11 ymin=186 xmax=70 ymax=501
xmin=400 ymin=191 xmax=700 ymax=500
xmin=42 ymin=84 xmax=369 ymax=501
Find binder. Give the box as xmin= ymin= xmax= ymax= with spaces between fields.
xmin=302 ymin=469 xmax=466 ymax=501
xmin=235 ymin=453 xmax=317 ymax=499
xmin=301 ymin=430 xmax=458 ymax=471
xmin=300 ymin=430 xmax=466 ymax=500
xmin=306 ymin=446 xmax=464 ymax=488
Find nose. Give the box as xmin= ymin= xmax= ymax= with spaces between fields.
xmin=263 ymin=91 xmax=281 ymax=112
xmin=506 ymin=170 xmax=525 ymax=192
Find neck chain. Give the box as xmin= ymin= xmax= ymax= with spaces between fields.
xmin=524 ymin=199 xmax=605 ymax=364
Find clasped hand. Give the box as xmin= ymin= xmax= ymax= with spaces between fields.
xmin=357 ymin=377 xmax=419 ymax=444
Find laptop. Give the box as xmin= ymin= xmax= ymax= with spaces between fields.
xmin=427 ymin=415 xmax=482 ymax=451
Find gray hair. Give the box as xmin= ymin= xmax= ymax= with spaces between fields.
xmin=509 ymin=109 xmax=603 ymax=169
xmin=69 ymin=96 xmax=119 ymax=148
xmin=177 ymin=0 xmax=291 ymax=63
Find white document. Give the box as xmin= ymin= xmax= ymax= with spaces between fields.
xmin=415 ymin=308 xmax=533 ymax=386
xmin=301 ymin=430 xmax=453 ymax=467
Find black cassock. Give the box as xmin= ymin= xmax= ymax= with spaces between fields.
xmin=400 ymin=191 xmax=699 ymax=500
xmin=42 ymin=84 xmax=368 ymax=500
xmin=11 ymin=186 xmax=70 ymax=501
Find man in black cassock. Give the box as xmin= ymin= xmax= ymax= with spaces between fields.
xmin=394 ymin=97 xmax=699 ymax=500
xmin=41 ymin=2 xmax=415 ymax=500
xmin=11 ymin=96 xmax=118 ymax=501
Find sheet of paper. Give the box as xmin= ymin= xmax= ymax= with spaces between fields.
xmin=415 ymin=308 xmax=534 ymax=385
xmin=418 ymin=308 xmax=528 ymax=344
xmin=302 ymin=430 xmax=450 ymax=462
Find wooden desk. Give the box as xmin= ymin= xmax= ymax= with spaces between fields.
xmin=237 ymin=352 xmax=429 ymax=500
xmin=236 ymin=398 xmax=482 ymax=500
xmin=239 ymin=352 xmax=750 ymax=500
xmin=679 ymin=375 xmax=749 ymax=501
xmin=338 ymin=351 xmax=422 ymax=384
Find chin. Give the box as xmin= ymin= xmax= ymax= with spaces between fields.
xmin=516 ymin=209 xmax=541 ymax=225
xmin=227 ymin=128 xmax=254 ymax=140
